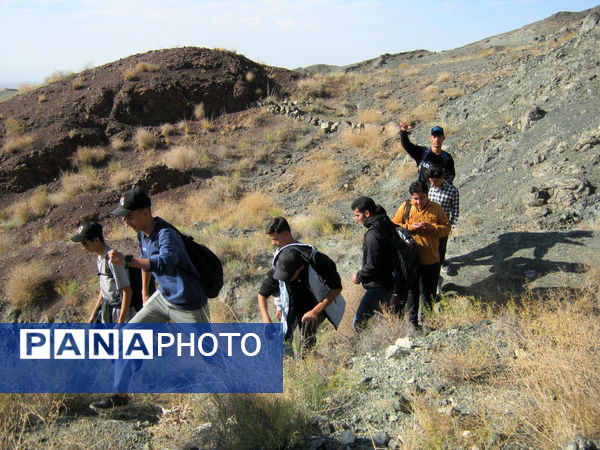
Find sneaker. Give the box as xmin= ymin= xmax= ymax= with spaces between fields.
xmin=441 ymin=263 xmax=450 ymax=274
xmin=90 ymin=394 xmax=129 ymax=410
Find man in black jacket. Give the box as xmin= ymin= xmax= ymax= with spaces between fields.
xmin=398 ymin=122 xmax=455 ymax=185
xmin=351 ymin=196 xmax=398 ymax=330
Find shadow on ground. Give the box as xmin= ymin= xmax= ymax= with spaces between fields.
xmin=443 ymin=231 xmax=593 ymax=301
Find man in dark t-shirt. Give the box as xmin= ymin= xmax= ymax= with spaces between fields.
xmin=398 ymin=122 xmax=456 ymax=185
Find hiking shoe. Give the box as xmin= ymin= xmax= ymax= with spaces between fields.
xmin=90 ymin=394 xmax=129 ymax=410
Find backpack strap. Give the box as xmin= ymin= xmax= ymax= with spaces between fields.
xmin=403 ymin=201 xmax=412 ymax=224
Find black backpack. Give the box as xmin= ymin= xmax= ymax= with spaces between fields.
xmin=174 ymin=230 xmax=224 ymax=299
xmin=393 ymin=202 xmax=421 ymax=289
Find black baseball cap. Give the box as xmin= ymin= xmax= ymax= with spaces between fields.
xmin=273 ymin=249 xmax=305 ymax=282
xmin=111 ymin=190 xmax=151 ymax=216
xmin=431 ymin=126 xmax=444 ymax=136
xmin=71 ymin=221 xmax=103 ymax=242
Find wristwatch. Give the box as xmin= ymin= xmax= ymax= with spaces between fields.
xmin=124 ymin=255 xmax=133 ymax=268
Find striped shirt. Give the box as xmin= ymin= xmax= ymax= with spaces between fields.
xmin=428 ymin=182 xmax=459 ymax=227
xmin=97 ymin=249 xmax=130 ymax=306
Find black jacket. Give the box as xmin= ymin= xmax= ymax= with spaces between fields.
xmin=356 ymin=213 xmax=398 ymax=290
xmin=400 ymin=131 xmax=456 ymax=184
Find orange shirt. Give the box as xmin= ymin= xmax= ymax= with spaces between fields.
xmin=391 ymin=200 xmax=450 ymax=265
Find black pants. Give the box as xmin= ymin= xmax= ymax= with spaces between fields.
xmin=438 ymin=236 xmax=448 ymax=265
xmin=406 ymin=262 xmax=441 ymax=326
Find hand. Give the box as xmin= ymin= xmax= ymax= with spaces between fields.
xmin=88 ymin=315 xmax=96 ymax=324
xmin=108 ymin=249 xmax=125 ymax=265
xmin=398 ymin=121 xmax=412 ymax=132
xmin=351 ymin=273 xmax=360 ymax=284
xmin=275 ymin=309 xmax=282 ymax=321
xmin=142 ymin=292 xmax=150 ymax=305
xmin=301 ymin=310 xmax=319 ymax=332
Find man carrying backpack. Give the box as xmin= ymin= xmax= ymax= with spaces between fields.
xmin=392 ymin=181 xmax=450 ymax=330
xmin=71 ymin=221 xmax=134 ymax=324
xmin=262 ymin=218 xmax=345 ymax=355
xmin=350 ymin=196 xmax=397 ymax=331
xmin=108 ymin=190 xmax=209 ymax=323
xmin=398 ymin=122 xmax=455 ymax=185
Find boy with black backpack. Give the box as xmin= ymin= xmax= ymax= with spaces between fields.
xmin=71 ymin=221 xmax=134 ymax=324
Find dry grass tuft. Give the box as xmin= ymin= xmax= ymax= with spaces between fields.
xmin=357 ymin=108 xmax=382 ymax=124
xmin=44 ymin=70 xmax=73 ymax=84
xmin=194 ymin=103 xmax=206 ymax=120
xmin=0 ymin=232 xmax=18 ymax=255
xmin=444 ymin=87 xmax=465 ymax=100
xmin=123 ymin=67 xmax=138 ymax=81
xmin=429 ymin=295 xmax=490 ymax=329
xmin=135 ymin=61 xmax=160 ymax=73
xmin=421 ymin=85 xmax=439 ymax=102
xmin=6 ymin=261 xmax=52 ymax=307
xmin=51 ymin=169 xmax=101 ymax=204
xmin=433 ymin=338 xmax=498 ymax=383
xmin=71 ymin=77 xmax=85 ymax=90
xmin=199 ymin=118 xmax=214 ymax=132
xmin=340 ymin=126 xmax=384 ymax=150
xmin=402 ymin=66 xmax=422 ymax=77
xmin=226 ymin=191 xmax=281 ymax=228
xmin=108 ymin=161 xmax=134 ymax=188
xmin=161 ymin=123 xmax=177 ymax=137
xmin=32 ymin=226 xmax=63 ymax=246
xmin=356 ymin=306 xmax=410 ymax=353
xmin=73 ymin=146 xmax=108 ymax=167
xmin=404 ymin=103 xmax=439 ymax=124
xmin=162 ymin=145 xmax=207 ymax=172
xmin=10 ymin=187 xmax=50 ymax=224
xmin=134 ymin=128 xmax=158 ymax=150
xmin=3 ymin=133 xmax=35 ymax=153
xmin=110 ymin=136 xmax=128 ymax=151
xmin=37 ymin=94 xmax=48 ymax=104
xmin=436 ymin=72 xmax=452 ymax=83
xmin=294 ymin=152 xmax=344 ymax=196
xmin=4 ymin=117 xmax=26 ymax=136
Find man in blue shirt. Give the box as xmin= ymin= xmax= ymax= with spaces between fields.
xmin=109 ymin=190 xmax=209 ymax=323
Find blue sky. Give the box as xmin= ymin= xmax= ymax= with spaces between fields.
xmin=1 ymin=0 xmax=598 ymax=86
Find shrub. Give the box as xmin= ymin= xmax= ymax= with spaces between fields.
xmin=3 ymin=134 xmax=35 ymax=154
xmin=436 ymin=72 xmax=452 ymax=83
xmin=110 ymin=137 xmax=128 ymax=151
xmin=161 ymin=123 xmax=176 ymax=136
xmin=294 ymin=211 xmax=339 ymax=241
xmin=444 ymin=87 xmax=465 ymax=100
xmin=55 ymin=280 xmax=83 ymax=306
xmin=71 ymin=77 xmax=85 ymax=90
xmin=433 ymin=338 xmax=498 ymax=383
xmin=134 ymin=128 xmax=157 ymax=150
xmin=0 ymin=232 xmax=17 ymax=255
xmin=194 ymin=103 xmax=206 ymax=120
xmin=162 ymin=145 xmax=207 ymax=172
xmin=421 ymin=84 xmax=439 ymax=102
xmin=340 ymin=127 xmax=384 ymax=150
xmin=44 ymin=70 xmax=73 ymax=84
xmin=123 ymin=67 xmax=138 ymax=81
xmin=4 ymin=117 xmax=25 ymax=137
xmin=6 ymin=261 xmax=52 ymax=307
xmin=134 ymin=61 xmax=160 ymax=72
xmin=226 ymin=191 xmax=280 ymax=228
xmin=202 ymin=394 xmax=310 ymax=449
xmin=52 ymin=169 xmax=100 ymax=203
xmin=296 ymin=74 xmax=332 ymax=99
xmin=402 ymin=66 xmax=421 ymax=77
xmin=357 ymin=108 xmax=382 ymax=124
xmin=108 ymin=161 xmax=133 ymax=188
xmin=10 ymin=187 xmax=50 ymax=224
xmin=73 ymin=146 xmax=108 ymax=167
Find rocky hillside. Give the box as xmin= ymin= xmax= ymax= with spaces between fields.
xmin=0 ymin=5 xmax=599 ymax=449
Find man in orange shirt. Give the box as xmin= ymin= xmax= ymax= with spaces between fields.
xmin=392 ymin=181 xmax=450 ymax=329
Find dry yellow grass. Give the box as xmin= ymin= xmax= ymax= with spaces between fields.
xmin=436 ymin=72 xmax=452 ymax=83
xmin=421 ymin=84 xmax=439 ymax=102
xmin=108 ymin=161 xmax=134 ymax=188
xmin=226 ymin=191 xmax=280 ymax=228
xmin=402 ymin=66 xmax=422 ymax=77
xmin=357 ymin=108 xmax=382 ymax=124
xmin=405 ymin=103 xmax=439 ymax=124
xmin=73 ymin=146 xmax=108 ymax=167
xmin=293 ymin=152 xmax=344 ymax=196
xmin=37 ymin=94 xmax=48 ymax=103
xmin=3 ymin=133 xmax=35 ymax=153
xmin=293 ymin=211 xmax=339 ymax=241
xmin=32 ymin=226 xmax=63 ymax=245
xmin=4 ymin=117 xmax=25 ymax=136
xmin=110 ymin=136 xmax=128 ymax=151
xmin=444 ymin=87 xmax=465 ymax=100
xmin=71 ymin=77 xmax=85 ymax=90
xmin=162 ymin=145 xmax=208 ymax=171
xmin=384 ymin=98 xmax=403 ymax=114
xmin=0 ymin=232 xmax=18 ymax=255
xmin=123 ymin=67 xmax=138 ymax=81
xmin=199 ymin=118 xmax=214 ymax=132
xmin=10 ymin=186 xmax=50 ymax=224
xmin=50 ymin=169 xmax=101 ymax=203
xmin=161 ymin=123 xmax=177 ymax=136
xmin=194 ymin=103 xmax=206 ymax=120
xmin=340 ymin=126 xmax=384 ymax=151
xmin=135 ymin=61 xmax=160 ymax=72
xmin=134 ymin=128 xmax=157 ymax=150
xmin=6 ymin=261 xmax=52 ymax=307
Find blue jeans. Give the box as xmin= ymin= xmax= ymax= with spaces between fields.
xmin=353 ymin=287 xmax=392 ymax=331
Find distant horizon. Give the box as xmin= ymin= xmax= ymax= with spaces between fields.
xmin=1 ymin=0 xmax=599 ymax=87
